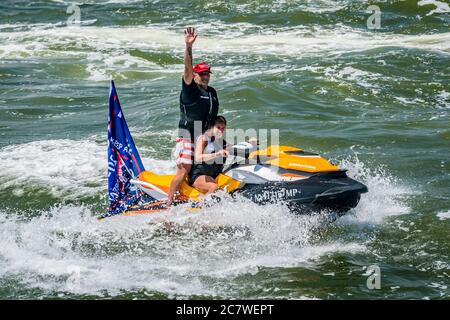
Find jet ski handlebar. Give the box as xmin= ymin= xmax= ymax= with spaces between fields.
xmin=228 ymin=141 xmax=257 ymax=159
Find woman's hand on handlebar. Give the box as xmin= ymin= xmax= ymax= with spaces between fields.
xmin=216 ymin=149 xmax=229 ymax=158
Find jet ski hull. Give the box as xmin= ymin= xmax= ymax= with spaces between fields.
xmin=104 ymin=145 xmax=368 ymax=219
xmin=119 ymin=171 xmax=367 ymax=217
xmin=238 ymin=171 xmax=368 ymax=214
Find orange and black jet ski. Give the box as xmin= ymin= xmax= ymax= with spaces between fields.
xmin=124 ymin=144 xmax=368 ymax=216
xmin=103 ymin=80 xmax=367 ymax=219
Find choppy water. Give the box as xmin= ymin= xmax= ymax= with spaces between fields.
xmin=0 ymin=0 xmax=449 ymax=299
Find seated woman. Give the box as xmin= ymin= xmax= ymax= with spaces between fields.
xmin=188 ymin=115 xmax=229 ymax=194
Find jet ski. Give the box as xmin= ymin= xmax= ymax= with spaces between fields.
xmin=103 ymin=80 xmax=367 ymax=220
xmin=126 ymin=143 xmax=368 ymax=216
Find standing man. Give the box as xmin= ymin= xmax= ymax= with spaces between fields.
xmin=167 ymin=27 xmax=219 ymax=206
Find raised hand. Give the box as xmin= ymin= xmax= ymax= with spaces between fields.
xmin=184 ymin=27 xmax=197 ymax=47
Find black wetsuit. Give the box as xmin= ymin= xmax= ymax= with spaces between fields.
xmin=188 ymin=135 xmax=227 ymax=186
xmin=179 ymin=78 xmax=219 ymax=141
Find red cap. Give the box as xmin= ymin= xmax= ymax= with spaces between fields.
xmin=193 ymin=61 xmax=212 ymax=73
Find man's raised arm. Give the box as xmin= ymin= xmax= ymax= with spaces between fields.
xmin=183 ymin=27 xmax=197 ymax=85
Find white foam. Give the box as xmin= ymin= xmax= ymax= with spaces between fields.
xmin=338 ymin=156 xmax=411 ymax=224
xmin=394 ymin=96 xmax=426 ymax=105
xmin=1 ymin=23 xmax=449 ymax=62
xmin=0 ymin=196 xmax=366 ymax=298
xmin=0 ymin=139 xmax=106 ymax=199
xmin=84 ymin=51 xmax=159 ymax=81
xmin=207 ymin=28 xmax=450 ymax=56
xmin=324 ymin=65 xmax=383 ymax=93
xmin=428 ymin=282 xmax=448 ymax=290
xmin=436 ymin=210 xmax=450 ymax=220
xmin=0 ymin=172 xmax=372 ymax=298
xmin=1 ymin=23 xmax=448 ymax=85
xmin=436 ymin=90 xmax=450 ymax=109
xmin=418 ymin=0 xmax=450 ymax=16
xmin=0 ymin=137 xmax=180 ymax=200
xmin=202 ymin=0 xmax=349 ymax=15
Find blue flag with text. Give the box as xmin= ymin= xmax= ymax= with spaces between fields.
xmin=107 ymin=80 xmax=145 ymax=216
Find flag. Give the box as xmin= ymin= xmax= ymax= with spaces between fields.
xmin=106 ymin=80 xmax=145 ymax=216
